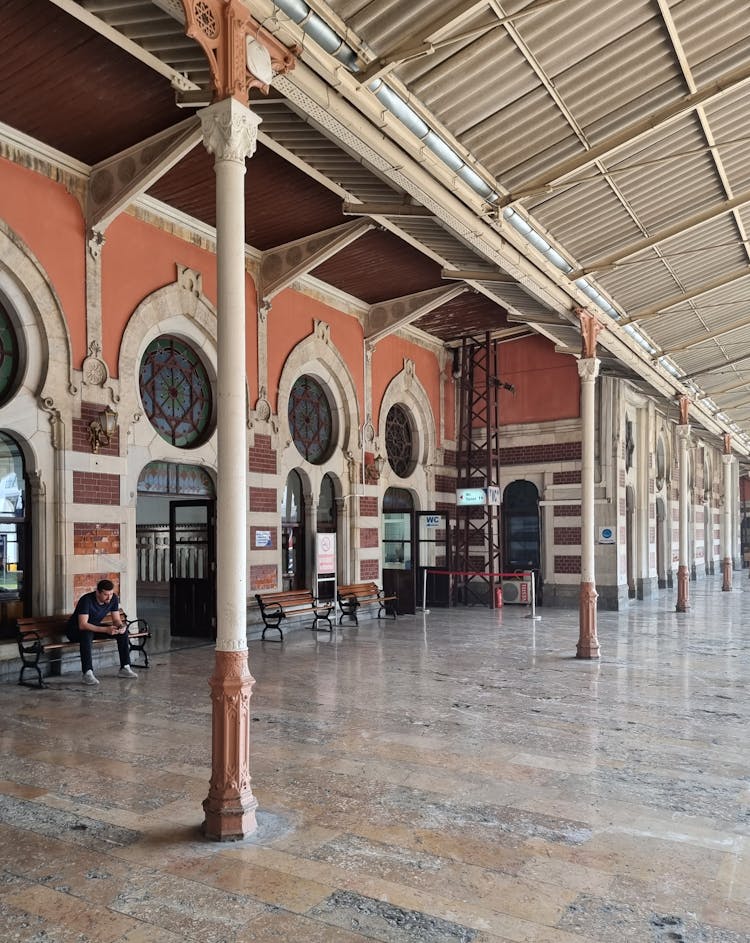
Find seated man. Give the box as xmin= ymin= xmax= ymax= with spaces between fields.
xmin=66 ymin=578 xmax=137 ymax=685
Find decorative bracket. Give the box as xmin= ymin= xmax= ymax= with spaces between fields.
xmin=365 ymin=284 xmax=470 ymax=345
xmin=575 ymin=306 xmax=603 ymax=359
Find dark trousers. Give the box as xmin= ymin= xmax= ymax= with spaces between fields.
xmin=66 ymin=625 xmax=130 ymax=673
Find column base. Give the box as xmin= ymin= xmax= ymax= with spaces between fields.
xmin=202 ymin=649 xmax=258 ymax=842
xmin=576 ymin=581 xmax=600 ymax=659
xmin=675 ymin=565 xmax=689 ymax=612
xmin=722 ymin=557 xmax=732 ymax=592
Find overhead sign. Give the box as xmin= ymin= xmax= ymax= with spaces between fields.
xmin=456 ymin=488 xmax=486 ymax=506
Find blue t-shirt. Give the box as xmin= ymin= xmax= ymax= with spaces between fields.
xmin=67 ymin=591 xmax=119 ymax=633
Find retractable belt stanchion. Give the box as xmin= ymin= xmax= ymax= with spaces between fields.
xmin=526 ymin=571 xmax=542 ymax=621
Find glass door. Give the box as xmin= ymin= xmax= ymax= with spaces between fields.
xmin=169 ymin=499 xmax=215 ymax=637
xmin=416 ymin=511 xmax=449 ymax=606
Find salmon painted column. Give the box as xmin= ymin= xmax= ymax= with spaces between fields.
xmin=722 ymin=434 xmax=733 ymax=592
xmin=575 ymin=309 xmax=602 ymax=660
xmin=181 ymin=0 xmax=298 ymax=840
xmin=675 ymin=396 xmax=691 ymax=612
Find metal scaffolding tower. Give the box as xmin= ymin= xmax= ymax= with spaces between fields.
xmin=453 ymin=332 xmax=505 ymax=607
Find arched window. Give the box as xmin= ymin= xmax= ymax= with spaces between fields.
xmin=0 ymin=298 xmax=22 ymax=406
xmin=317 ymin=474 xmax=336 ymax=532
xmin=139 ymin=336 xmax=213 ymax=448
xmin=385 ymin=404 xmax=416 ymax=478
xmin=288 ymin=375 xmax=333 ymax=464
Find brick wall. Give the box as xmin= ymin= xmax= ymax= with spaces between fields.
xmin=553 ymin=470 xmax=581 ymax=485
xmin=248 ymin=434 xmax=277 ymax=474
xmin=434 ymin=474 xmax=455 ymax=492
xmin=249 ymin=487 xmax=277 ymax=512
xmin=360 ymin=559 xmax=379 ymax=580
xmin=360 ymin=527 xmax=379 ymax=548
xmin=360 ymin=496 xmax=378 ymax=517
xmin=554 ymin=505 xmax=581 ymax=516
xmin=554 ymin=555 xmax=581 ymax=574
xmin=554 ymin=526 xmax=581 ymax=545
xmin=499 ymin=442 xmax=581 ymax=465
xmin=250 ymin=564 xmax=277 ymax=591
xmin=73 ymin=523 xmax=121 ymax=555
xmin=72 ymin=472 xmax=120 ymax=505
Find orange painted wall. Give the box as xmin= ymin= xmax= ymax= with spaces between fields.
xmin=267 ymin=289 xmax=364 ymax=415
xmin=372 ymin=336 xmax=442 ymax=445
xmin=0 ymin=158 xmax=86 ymax=364
xmin=499 ymin=334 xmax=579 ymax=424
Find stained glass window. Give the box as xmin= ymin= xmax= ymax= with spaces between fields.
xmin=0 ymin=301 xmax=20 ymax=406
xmin=139 ymin=336 xmax=212 ymax=448
xmin=385 ymin=404 xmax=415 ymax=478
xmin=288 ymin=375 xmax=333 ymax=464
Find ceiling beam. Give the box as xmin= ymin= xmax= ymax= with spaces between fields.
xmin=342 ymin=201 xmax=434 ymax=217
xmin=365 ymin=284 xmax=470 ymax=344
xmin=259 ymin=219 xmax=375 ymax=309
xmin=497 ymin=60 xmax=750 ymax=208
xmin=621 ymin=266 xmax=750 ymax=324
xmin=441 ymin=268 xmax=517 ymax=283
xmin=88 ymin=116 xmax=202 ymax=233
xmin=568 ymin=189 xmax=750 ymax=280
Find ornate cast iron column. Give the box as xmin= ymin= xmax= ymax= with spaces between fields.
xmin=675 ymin=396 xmax=691 ymax=612
xmin=576 ymin=309 xmax=602 ymax=659
xmin=181 ymin=0 xmax=297 ymax=841
xmin=722 ymin=434 xmax=733 ymax=592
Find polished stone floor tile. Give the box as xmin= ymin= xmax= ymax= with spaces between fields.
xmin=1 ymin=577 xmax=750 ymax=941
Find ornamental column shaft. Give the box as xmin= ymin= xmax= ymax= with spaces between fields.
xmin=200 ymin=98 xmax=261 ymax=840
xmin=675 ymin=414 xmax=691 ymax=612
xmin=577 ymin=355 xmax=600 ymax=658
xmin=722 ymin=435 xmax=733 ymax=592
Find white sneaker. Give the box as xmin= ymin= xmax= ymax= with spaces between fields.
xmin=82 ymin=670 xmax=99 ymax=686
xmin=118 ymin=665 xmax=138 ymax=679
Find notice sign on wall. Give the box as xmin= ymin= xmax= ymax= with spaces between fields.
xmin=317 ymin=533 xmax=336 ymax=574
xmin=598 ymin=526 xmax=615 ymax=545
xmin=255 ymin=530 xmax=272 ymax=548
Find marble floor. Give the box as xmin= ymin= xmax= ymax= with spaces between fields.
xmin=1 ymin=577 xmax=750 ymax=942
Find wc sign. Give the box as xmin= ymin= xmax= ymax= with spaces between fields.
xmin=424 ymin=515 xmax=441 ymax=528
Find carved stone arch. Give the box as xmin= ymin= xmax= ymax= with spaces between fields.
xmin=0 ymin=220 xmax=75 ymax=410
xmin=118 ymin=269 xmax=220 ymax=449
xmin=276 ymin=329 xmax=360 ymax=463
xmin=377 ymin=362 xmax=437 ymax=507
xmin=379 ymin=365 xmax=437 ymax=469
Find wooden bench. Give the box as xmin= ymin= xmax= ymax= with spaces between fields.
xmin=254 ymin=590 xmax=334 ymax=641
xmin=337 ymin=582 xmax=397 ymax=625
xmin=16 ymin=613 xmax=151 ymax=689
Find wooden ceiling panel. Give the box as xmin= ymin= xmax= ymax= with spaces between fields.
xmin=2 ymin=0 xmax=183 ymax=164
xmin=148 ymin=143 xmax=347 ymax=250
xmin=311 ymin=229 xmax=444 ymax=304
xmin=413 ymin=293 xmax=510 ymax=341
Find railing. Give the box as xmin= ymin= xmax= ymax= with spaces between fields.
xmin=136 ymin=525 xmax=208 ymax=582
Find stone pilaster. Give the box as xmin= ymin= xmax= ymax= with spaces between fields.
xmin=676 ymin=421 xmax=691 ymax=611
xmin=576 ymin=356 xmax=600 ymax=659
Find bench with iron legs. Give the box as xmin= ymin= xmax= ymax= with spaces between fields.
xmin=254 ymin=589 xmax=334 ymax=641
xmin=337 ymin=582 xmax=397 ymax=625
xmin=16 ymin=614 xmax=151 ymax=689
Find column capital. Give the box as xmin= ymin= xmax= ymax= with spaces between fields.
xmin=722 ymin=451 xmax=734 ymax=466
xmin=200 ymin=98 xmax=261 ymax=164
xmin=576 ymin=356 xmax=600 ymax=382
xmin=676 ymin=423 xmax=692 ymax=442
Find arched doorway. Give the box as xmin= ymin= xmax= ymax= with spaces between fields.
xmin=626 ymin=485 xmax=636 ymax=598
xmin=503 ymin=480 xmax=541 ymax=589
xmin=656 ymin=497 xmax=667 ymax=589
xmin=136 ymin=461 xmax=216 ymax=641
xmin=383 ymin=486 xmax=415 ymax=614
xmin=0 ymin=433 xmax=29 ymax=638
xmin=281 ymin=470 xmax=305 ymax=591
xmin=316 ymin=473 xmax=337 ymax=601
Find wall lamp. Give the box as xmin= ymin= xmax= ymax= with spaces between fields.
xmin=89 ymin=405 xmax=118 ymax=454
